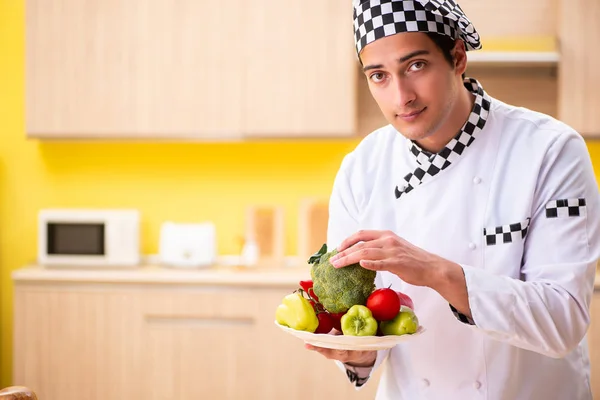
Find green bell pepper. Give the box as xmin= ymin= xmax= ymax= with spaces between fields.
xmin=276 ymin=291 xmax=319 ymax=332
xmin=341 ymin=305 xmax=378 ymax=336
xmin=380 ymin=306 xmax=419 ymax=336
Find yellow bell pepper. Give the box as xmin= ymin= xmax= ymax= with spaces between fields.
xmin=276 ymin=291 xmax=319 ymax=333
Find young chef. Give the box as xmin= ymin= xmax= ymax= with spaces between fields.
xmin=306 ymin=0 xmax=600 ymax=398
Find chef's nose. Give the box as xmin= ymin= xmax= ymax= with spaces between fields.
xmin=392 ymin=78 xmax=416 ymax=107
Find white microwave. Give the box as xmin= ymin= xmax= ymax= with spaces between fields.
xmin=38 ymin=209 xmax=140 ymax=267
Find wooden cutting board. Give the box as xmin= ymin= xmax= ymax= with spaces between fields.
xmin=298 ymin=198 xmax=330 ymax=263
xmin=245 ymin=205 xmax=285 ymax=267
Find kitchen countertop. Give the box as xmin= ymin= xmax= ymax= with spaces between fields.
xmin=12 ymin=264 xmax=600 ymax=290
xmin=12 ymin=264 xmax=312 ymax=287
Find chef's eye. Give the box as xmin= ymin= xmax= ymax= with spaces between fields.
xmin=369 ymin=72 xmax=386 ymax=83
xmin=409 ymin=61 xmax=426 ymax=72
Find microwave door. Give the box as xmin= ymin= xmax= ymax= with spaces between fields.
xmin=47 ymin=223 xmax=106 ymax=262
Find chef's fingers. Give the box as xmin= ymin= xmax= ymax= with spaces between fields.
xmin=304 ymin=344 xmax=368 ymax=364
xmin=336 ymin=229 xmax=391 ymax=252
xmin=359 ymin=259 xmax=388 ymax=271
xmin=305 ymin=343 xmax=348 ymax=359
xmin=332 ymin=248 xmax=387 ymax=269
xmin=331 ymin=237 xmax=388 ymax=265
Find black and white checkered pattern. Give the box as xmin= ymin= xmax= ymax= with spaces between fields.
xmin=418 ymin=0 xmax=481 ymax=50
xmin=395 ymin=78 xmax=491 ymax=199
xmin=345 ymin=366 xmax=370 ymax=387
xmin=450 ymin=303 xmax=475 ymax=325
xmin=483 ymin=218 xmax=530 ymax=246
xmin=545 ymin=198 xmax=587 ymax=218
xmin=353 ymin=0 xmax=482 ymax=55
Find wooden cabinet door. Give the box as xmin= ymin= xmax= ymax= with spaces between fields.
xmin=235 ymin=0 xmax=357 ymax=138
xmin=26 ymin=0 xmax=246 ymax=139
xmin=13 ymin=286 xmax=145 ymax=400
xmin=557 ymin=0 xmax=600 ymax=136
xmin=138 ymin=286 xmax=381 ymax=400
xmin=13 ymin=283 xmax=382 ymax=400
xmin=26 ymin=0 xmax=359 ymax=140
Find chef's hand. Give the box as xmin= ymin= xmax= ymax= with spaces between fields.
xmin=329 ymin=230 xmax=472 ymax=318
xmin=328 ymin=230 xmax=441 ymax=287
xmin=305 ymin=343 xmax=377 ymax=367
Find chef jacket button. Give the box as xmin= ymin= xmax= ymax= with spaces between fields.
xmin=468 ymin=242 xmax=476 ymax=250
xmin=473 ymin=177 xmax=482 ymax=184
xmin=473 ymin=381 xmax=482 ymax=389
xmin=421 ymin=379 xmax=430 ymax=388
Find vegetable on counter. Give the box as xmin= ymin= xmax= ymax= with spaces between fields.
xmin=341 ymin=305 xmax=378 ymax=336
xmin=309 ymin=244 xmax=376 ymax=314
xmin=275 ymin=291 xmax=319 ymax=333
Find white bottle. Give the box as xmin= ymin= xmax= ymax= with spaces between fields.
xmin=241 ymin=238 xmax=260 ymax=267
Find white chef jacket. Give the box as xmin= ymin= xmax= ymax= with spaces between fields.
xmin=328 ymin=78 xmax=600 ymax=399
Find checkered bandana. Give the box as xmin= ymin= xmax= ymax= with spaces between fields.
xmin=353 ymin=0 xmax=481 ymax=55
xmin=394 ymin=77 xmax=491 ymax=199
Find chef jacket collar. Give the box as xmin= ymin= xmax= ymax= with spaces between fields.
xmin=395 ymin=77 xmax=491 ymax=199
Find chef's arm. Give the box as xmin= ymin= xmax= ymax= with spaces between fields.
xmin=432 ymin=134 xmax=600 ymax=359
xmin=334 ymin=348 xmax=389 ymax=389
xmin=427 ymin=260 xmax=472 ymax=320
xmin=326 ymin=153 xmax=389 ymax=388
xmin=436 ymin=258 xmax=596 ymax=359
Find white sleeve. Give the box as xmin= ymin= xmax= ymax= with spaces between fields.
xmin=327 ymin=153 xmax=360 ymax=250
xmin=459 ymin=132 xmax=600 ymax=358
xmin=327 ymin=154 xmax=391 ymax=388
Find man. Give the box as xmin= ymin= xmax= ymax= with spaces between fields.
xmin=306 ymin=0 xmax=600 ymax=399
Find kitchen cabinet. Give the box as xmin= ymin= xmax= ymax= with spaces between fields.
xmin=13 ymin=266 xmax=600 ymax=398
xmin=12 ymin=266 xmax=381 ymax=400
xmin=241 ymin=1 xmax=356 ymax=138
xmin=557 ymin=0 xmax=600 ymax=136
xmin=27 ymin=0 xmax=588 ymax=140
xmin=589 ymin=288 xmax=600 ymax=398
xmin=25 ymin=0 xmax=356 ymax=140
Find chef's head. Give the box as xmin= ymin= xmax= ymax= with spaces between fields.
xmin=353 ymin=0 xmax=481 ymax=144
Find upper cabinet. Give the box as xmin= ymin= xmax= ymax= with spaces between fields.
xmin=242 ymin=1 xmax=357 ymax=137
xmin=27 ymin=0 xmax=599 ymax=140
xmin=26 ymin=0 xmax=357 ymax=140
xmin=557 ymin=0 xmax=600 ymax=136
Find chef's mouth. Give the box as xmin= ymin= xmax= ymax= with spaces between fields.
xmin=397 ymin=107 xmax=426 ymax=121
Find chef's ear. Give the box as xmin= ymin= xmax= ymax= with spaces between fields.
xmin=452 ymin=39 xmax=468 ymax=78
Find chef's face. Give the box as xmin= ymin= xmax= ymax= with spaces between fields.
xmin=360 ymin=32 xmax=467 ymax=142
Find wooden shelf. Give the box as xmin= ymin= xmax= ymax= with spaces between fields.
xmin=467 ymin=51 xmax=559 ymax=66
xmin=467 ymin=35 xmax=559 ymax=66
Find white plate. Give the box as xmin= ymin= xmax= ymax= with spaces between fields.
xmin=274 ymin=321 xmax=426 ymax=351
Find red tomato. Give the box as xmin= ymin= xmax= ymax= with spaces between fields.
xmin=366 ymin=288 xmax=401 ymax=321
xmin=329 ymin=312 xmax=345 ymax=332
xmin=315 ymin=312 xmax=335 ymax=334
xmin=397 ymin=291 xmax=415 ymax=311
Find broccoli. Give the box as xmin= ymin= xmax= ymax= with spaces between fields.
xmin=308 ymin=243 xmax=376 ymax=314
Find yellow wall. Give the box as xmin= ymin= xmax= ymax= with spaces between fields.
xmin=0 ymin=1 xmax=363 ymax=386
xmin=2 ymin=0 xmax=600 ymax=389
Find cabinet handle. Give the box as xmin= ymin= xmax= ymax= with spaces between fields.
xmin=144 ymin=315 xmax=255 ymax=327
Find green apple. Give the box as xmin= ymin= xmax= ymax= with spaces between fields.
xmin=379 ymin=306 xmax=419 ymax=336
